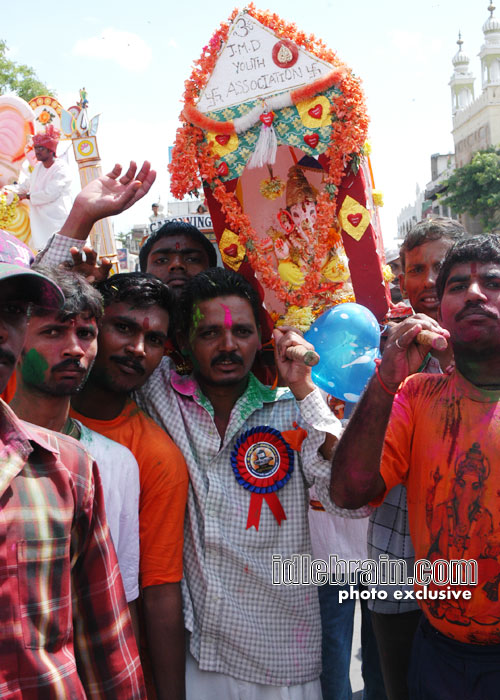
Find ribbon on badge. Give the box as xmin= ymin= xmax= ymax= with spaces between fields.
xmin=231 ymin=426 xmax=294 ymax=530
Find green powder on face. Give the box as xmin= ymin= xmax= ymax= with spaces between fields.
xmin=192 ymin=305 xmax=204 ymax=330
xmin=21 ymin=348 xmax=48 ymax=386
xmin=190 ymin=305 xmax=205 ymax=342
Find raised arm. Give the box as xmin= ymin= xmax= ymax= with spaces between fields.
xmin=59 ymin=161 xmax=156 ymax=241
xmin=330 ymin=314 xmax=449 ymax=509
xmin=273 ymin=327 xmax=337 ymax=459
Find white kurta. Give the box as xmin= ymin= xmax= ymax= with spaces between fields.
xmin=23 ymin=160 xmax=72 ymax=250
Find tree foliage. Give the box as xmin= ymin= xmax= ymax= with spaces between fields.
xmin=0 ymin=39 xmax=53 ymax=102
xmin=443 ymin=147 xmax=500 ymax=232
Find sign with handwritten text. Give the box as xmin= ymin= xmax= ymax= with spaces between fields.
xmin=197 ymin=13 xmax=332 ymax=113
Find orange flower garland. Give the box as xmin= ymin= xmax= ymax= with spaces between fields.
xmin=169 ymin=5 xmax=369 ymax=309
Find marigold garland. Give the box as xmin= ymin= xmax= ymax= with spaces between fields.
xmin=169 ymin=4 xmax=369 ymax=310
xmin=290 ymin=68 xmax=345 ymax=104
xmin=0 ymin=190 xmax=19 ymax=229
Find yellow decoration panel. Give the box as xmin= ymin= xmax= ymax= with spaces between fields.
xmin=206 ymin=131 xmax=239 ymax=158
xmin=338 ymin=195 xmax=371 ymax=241
xmin=295 ymin=95 xmax=332 ymax=129
xmin=219 ymin=228 xmax=245 ymax=270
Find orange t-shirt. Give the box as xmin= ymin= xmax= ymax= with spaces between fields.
xmin=71 ymin=400 xmax=188 ymax=588
xmin=379 ymin=371 xmax=500 ymax=644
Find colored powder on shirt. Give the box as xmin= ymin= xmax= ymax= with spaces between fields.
xmin=21 ymin=349 xmax=48 ymax=386
xmin=171 ymin=374 xmax=198 ymax=395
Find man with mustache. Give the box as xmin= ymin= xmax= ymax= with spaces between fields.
xmin=137 ymin=267 xmax=370 ymax=699
xmin=331 ymin=235 xmax=500 ymax=699
xmin=0 ymin=228 xmax=145 ymax=697
xmin=69 ymin=272 xmax=189 ymax=700
xmin=10 ymin=266 xmax=141 ymax=615
xmin=367 ymin=217 xmax=466 ymax=700
xmin=35 ymin=162 xmax=278 ymax=382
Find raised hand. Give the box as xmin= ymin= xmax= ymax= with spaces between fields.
xmin=58 ymin=161 xmax=156 ymax=241
xmin=273 ymin=327 xmax=316 ymax=399
xmin=379 ymin=313 xmax=450 ymax=392
xmin=61 ymin=246 xmax=113 ymax=284
xmin=74 ymin=161 xmax=156 ymax=220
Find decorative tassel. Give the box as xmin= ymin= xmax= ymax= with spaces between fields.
xmin=247 ymin=111 xmax=277 ymax=169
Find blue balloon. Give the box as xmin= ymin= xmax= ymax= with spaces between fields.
xmin=304 ymin=303 xmax=380 ymax=402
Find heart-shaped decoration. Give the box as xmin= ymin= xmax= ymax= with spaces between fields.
xmin=223 ymin=244 xmax=238 ymax=257
xmin=260 ymin=112 xmax=274 ymax=127
xmin=308 ymin=104 xmax=323 ymax=119
xmin=303 ymin=133 xmax=319 ymax=148
xmin=347 ymin=213 xmax=363 ymax=227
xmin=215 ymin=134 xmax=230 ymax=146
xmin=216 ymin=162 xmax=229 ymax=177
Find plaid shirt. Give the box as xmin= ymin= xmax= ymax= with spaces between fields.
xmin=367 ymin=354 xmax=441 ymax=613
xmin=35 ymin=232 xmax=85 ymax=266
xmin=0 ymin=400 xmax=145 ymax=699
xmin=137 ymin=361 xmax=370 ymax=685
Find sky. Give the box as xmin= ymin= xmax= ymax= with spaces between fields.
xmin=2 ymin=0 xmax=491 ymax=244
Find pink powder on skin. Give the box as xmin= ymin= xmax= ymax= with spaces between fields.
xmin=220 ymin=303 xmax=232 ymax=329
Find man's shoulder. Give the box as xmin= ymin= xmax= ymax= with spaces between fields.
xmin=52 ymin=158 xmax=71 ymax=172
xmin=122 ymin=400 xmax=187 ymax=462
xmin=121 ymin=402 xmax=188 ymax=485
xmin=25 ymin=421 xmax=94 ymax=478
xmin=78 ymin=423 xmax=138 ymax=471
xmin=122 ymin=399 xmax=168 ymax=433
xmin=400 ymin=370 xmax=449 ymax=397
xmin=27 ymin=420 xmax=86 ymax=453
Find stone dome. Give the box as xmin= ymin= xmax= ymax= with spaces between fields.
xmin=483 ymin=3 xmax=500 ymax=35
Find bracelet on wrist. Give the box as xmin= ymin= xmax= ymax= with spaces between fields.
xmin=374 ymin=359 xmax=398 ymax=396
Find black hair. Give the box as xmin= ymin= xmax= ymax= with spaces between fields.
xmin=400 ymin=217 xmax=467 ymax=270
xmin=139 ymin=220 xmax=217 ymax=271
xmin=177 ymin=267 xmax=261 ymax=336
xmin=31 ymin=265 xmax=103 ymax=321
xmin=95 ymin=271 xmax=173 ymax=316
xmin=436 ymin=234 xmax=500 ymax=300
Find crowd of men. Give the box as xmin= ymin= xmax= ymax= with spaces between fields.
xmin=0 ymin=159 xmax=499 ymax=700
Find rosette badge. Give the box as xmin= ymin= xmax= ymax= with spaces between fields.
xmin=231 ymin=426 xmax=294 ymax=530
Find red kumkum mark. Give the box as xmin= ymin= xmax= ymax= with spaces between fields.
xmin=175 ymin=242 xmax=180 ymax=250
xmin=220 ymin=303 xmax=232 ymax=329
xmin=471 ymin=262 xmax=477 ymax=275
xmin=143 ymin=317 xmax=150 ymax=330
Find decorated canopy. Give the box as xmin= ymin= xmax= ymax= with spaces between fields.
xmin=170 ymin=6 xmax=390 ymax=328
xmin=0 ymin=95 xmax=35 ymax=243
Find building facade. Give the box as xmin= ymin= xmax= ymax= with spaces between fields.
xmin=398 ymin=4 xmax=500 ymax=236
